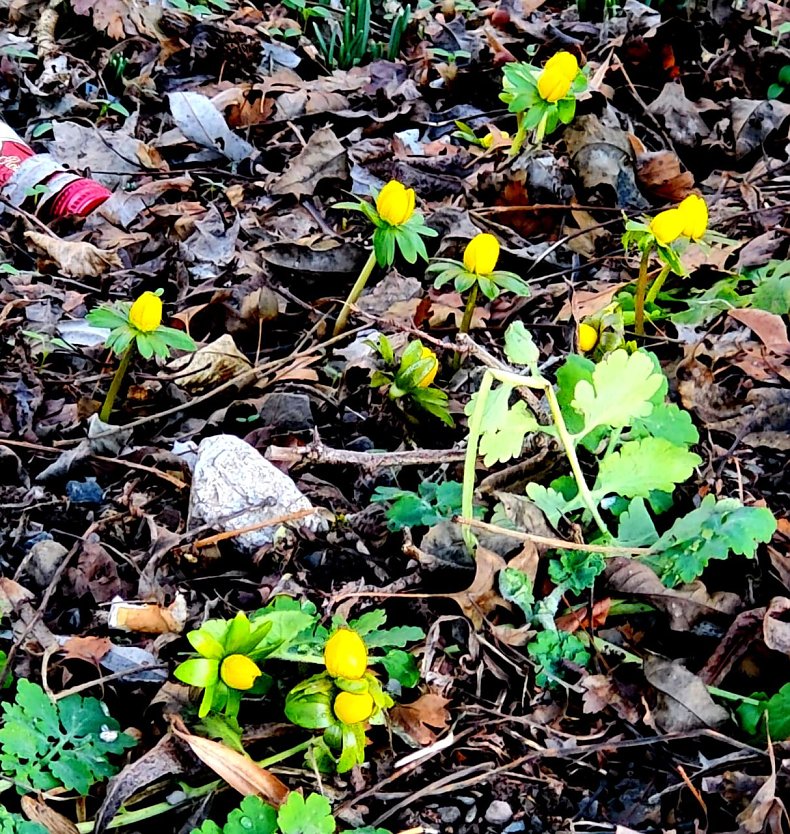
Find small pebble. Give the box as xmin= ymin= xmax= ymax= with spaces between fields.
xmin=503 ymin=822 xmax=526 ymax=834
xmin=437 ymin=806 xmax=461 ymax=824
xmin=485 ymin=800 xmax=513 ymax=825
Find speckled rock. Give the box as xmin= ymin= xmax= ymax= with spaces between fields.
xmin=188 ymin=435 xmax=326 ymax=551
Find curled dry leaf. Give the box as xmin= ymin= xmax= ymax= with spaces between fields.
xmin=21 ymin=796 xmax=79 ymax=834
xmin=762 ymin=596 xmax=790 ymax=657
xmin=25 ymin=232 xmax=122 ymax=278
xmin=446 ymin=546 xmax=508 ymax=629
xmin=643 ymin=656 xmax=729 ymax=732
xmin=171 ymin=717 xmax=290 ymax=805
xmin=269 ymin=125 xmax=347 ymax=197
xmin=167 ymin=334 xmax=252 ymax=393
xmin=698 ymin=607 xmax=766 ymax=686
xmin=390 ymin=691 xmax=452 ymax=746
xmin=604 ymin=558 xmax=740 ymax=631
xmin=95 ymin=735 xmax=188 ymax=834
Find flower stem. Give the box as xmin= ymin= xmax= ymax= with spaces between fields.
xmin=534 ymin=111 xmax=549 ymax=145
xmin=333 ymin=250 xmax=378 ymax=337
xmin=99 ymin=343 xmax=135 ymax=423
xmin=633 ymin=246 xmax=653 ymax=336
xmin=645 ymin=263 xmax=671 ymax=305
xmin=453 ymin=283 xmax=479 ymax=371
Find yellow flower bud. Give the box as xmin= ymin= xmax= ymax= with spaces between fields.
xmin=333 ymin=690 xmax=375 ymax=725
xmin=649 ymin=208 xmax=685 ymax=247
xmin=324 ymin=629 xmax=368 ymax=680
xmin=481 ymin=130 xmax=510 ymax=148
xmin=463 ymin=232 xmax=500 ymax=276
xmin=578 ymin=323 xmax=598 ymax=353
xmin=677 ymin=193 xmax=708 ymax=241
xmin=129 ymin=291 xmax=163 ymax=333
xmin=375 ymin=180 xmax=416 ymax=226
xmin=537 ymin=51 xmax=579 ymax=103
xmin=220 ymin=654 xmax=262 ymax=691
xmin=416 ymin=346 xmax=439 ymax=388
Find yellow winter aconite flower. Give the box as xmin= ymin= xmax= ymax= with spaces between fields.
xmin=220 ymin=654 xmax=262 ymax=691
xmin=376 ymin=180 xmax=416 ymax=226
xmin=649 ymin=208 xmax=685 ymax=247
xmin=333 ymin=691 xmax=375 ymax=725
xmin=677 ymin=193 xmax=708 ymax=241
xmin=324 ymin=629 xmax=368 ymax=680
xmin=416 ymin=346 xmax=439 ymax=388
xmin=463 ymin=233 xmax=500 ymax=276
xmin=577 ymin=323 xmax=598 ymax=352
xmin=537 ymin=51 xmax=579 ymax=103
xmin=129 ymin=291 xmax=163 ymax=333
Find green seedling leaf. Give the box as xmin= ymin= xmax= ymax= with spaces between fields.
xmin=593 ymin=438 xmax=702 ymax=500
xmin=504 ymin=321 xmax=539 ymax=372
xmin=379 ymin=649 xmax=420 ymax=688
xmin=616 ymin=498 xmax=659 ymax=547
xmin=643 ymin=495 xmax=777 ymax=587
xmin=277 ymin=790 xmax=336 ymax=834
xmin=548 ymin=550 xmax=605 ymax=595
xmin=528 ymin=630 xmax=590 ymax=688
xmin=736 ymin=683 xmax=790 ymax=742
xmin=0 ymin=680 xmax=136 ymax=795
xmin=571 ymin=350 xmax=664 ymax=439
xmin=0 ymin=808 xmax=48 ymax=834
xmin=499 ymin=567 xmax=535 ymax=619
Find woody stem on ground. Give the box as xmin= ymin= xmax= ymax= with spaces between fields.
xmin=633 ymin=246 xmax=653 ymax=336
xmin=99 ymin=343 xmax=135 ymax=423
xmin=453 ymin=282 xmax=479 ymax=371
xmin=333 ymin=250 xmax=378 ymax=337
xmin=462 ymin=368 xmax=610 ymax=554
xmin=645 ymin=263 xmax=672 ymax=305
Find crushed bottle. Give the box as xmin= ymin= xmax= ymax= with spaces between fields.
xmin=0 ymin=118 xmax=111 ymax=219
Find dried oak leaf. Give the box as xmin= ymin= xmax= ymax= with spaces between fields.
xmin=167 ymin=334 xmax=252 ymax=393
xmin=25 ymin=232 xmax=121 ymax=278
xmin=269 ymin=126 xmax=347 ymax=197
xmin=644 ymin=656 xmax=729 ymax=732
xmin=390 ymin=691 xmax=452 ymax=745
xmin=581 ymin=674 xmax=641 ymax=724
xmin=647 ymin=82 xmax=711 ymax=147
xmin=71 ymin=0 xmax=134 ymax=39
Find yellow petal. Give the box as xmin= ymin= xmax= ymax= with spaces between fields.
xmin=537 ymin=70 xmax=573 ymax=103
xmin=577 ymin=323 xmax=598 ymax=353
xmin=220 ymin=654 xmax=262 ymax=691
xmin=677 ymin=193 xmax=708 ymax=240
xmin=463 ymin=232 xmax=500 ymax=276
xmin=324 ymin=629 xmax=368 ymax=679
xmin=416 ymin=346 xmax=439 ymax=388
xmin=333 ymin=691 xmax=375 ymax=725
xmin=376 ymin=180 xmax=416 ymax=226
xmin=129 ymin=291 xmax=163 ymax=333
xmin=543 ymin=51 xmax=579 ymax=82
xmin=649 ymin=208 xmax=685 ymax=247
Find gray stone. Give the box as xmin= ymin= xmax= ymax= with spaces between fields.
xmin=189 ymin=435 xmax=327 ymax=551
xmin=25 ymin=540 xmax=69 ymax=588
xmin=437 ymin=806 xmax=461 ymax=824
xmin=485 ymin=801 xmax=513 ymax=825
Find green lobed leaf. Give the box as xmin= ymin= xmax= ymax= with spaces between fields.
xmin=592 ymin=437 xmax=702 ymax=500
xmin=548 ymin=550 xmax=605 ymax=595
xmin=736 ymin=683 xmax=790 ymax=742
xmin=499 ymin=567 xmax=535 ymax=619
xmin=503 ymin=321 xmax=539 ymax=371
xmin=643 ymin=495 xmax=777 ymax=587
xmin=571 ymin=350 xmax=664 ymax=439
xmin=277 ymin=791 xmax=336 ymax=834
xmin=379 ymin=649 xmax=420 ymax=688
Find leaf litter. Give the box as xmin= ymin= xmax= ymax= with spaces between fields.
xmin=0 ymin=0 xmax=788 ymax=833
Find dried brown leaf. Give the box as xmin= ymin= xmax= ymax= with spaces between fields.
xmin=644 ymin=656 xmax=729 ymax=732
xmin=172 ymin=719 xmax=289 ymax=805
xmin=167 ymin=335 xmax=252 ymax=393
xmin=446 ymin=546 xmax=508 ymax=629
xmin=270 ymin=126 xmax=347 ymax=197
xmin=25 ymin=232 xmax=121 ymax=278
xmin=20 ymin=796 xmax=79 ymax=834
xmin=390 ymin=691 xmax=452 ymax=746
xmin=762 ymin=597 xmax=790 ymax=657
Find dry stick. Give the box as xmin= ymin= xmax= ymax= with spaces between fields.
xmin=266 ymin=441 xmax=465 ymax=470
xmin=0 ymin=438 xmax=188 ymax=491
xmin=191 ymin=507 xmax=318 ymax=549
xmin=455 ymin=516 xmax=651 ymax=555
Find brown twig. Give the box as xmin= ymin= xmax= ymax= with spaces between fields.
xmin=266 ymin=441 xmax=465 ymax=470
xmin=190 ymin=507 xmax=318 ymax=549
xmin=455 ymin=516 xmax=652 ymax=555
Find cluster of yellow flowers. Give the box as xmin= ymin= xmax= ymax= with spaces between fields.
xmin=649 ymin=194 xmax=709 ymax=247
xmin=324 ymin=628 xmax=375 ymax=724
xmin=536 ymin=51 xmax=580 ymax=103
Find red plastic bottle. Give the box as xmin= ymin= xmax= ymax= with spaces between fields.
xmin=0 ymin=119 xmax=111 ymax=219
